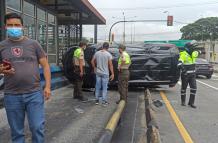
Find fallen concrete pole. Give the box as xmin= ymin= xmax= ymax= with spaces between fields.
xmin=98 ymin=100 xmax=126 ymax=143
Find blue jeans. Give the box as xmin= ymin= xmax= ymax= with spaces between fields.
xmin=4 ymin=91 xmax=45 ymax=143
xmin=95 ymin=74 xmax=109 ymax=102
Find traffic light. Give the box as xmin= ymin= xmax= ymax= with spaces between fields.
xmin=112 ymin=33 xmax=115 ymax=42
xmin=167 ymin=16 xmax=173 ymax=26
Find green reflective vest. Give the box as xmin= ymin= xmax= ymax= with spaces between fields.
xmin=74 ymin=48 xmax=82 ymax=58
xmin=179 ymin=50 xmax=199 ymax=65
xmin=118 ymin=51 xmax=131 ymax=65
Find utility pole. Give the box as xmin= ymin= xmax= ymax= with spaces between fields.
xmin=108 ymin=20 xmax=167 ymax=43
xmin=123 ymin=12 xmax=125 ymax=44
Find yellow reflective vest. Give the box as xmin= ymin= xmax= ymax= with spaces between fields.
xmin=179 ymin=50 xmax=199 ymax=65
xmin=118 ymin=51 xmax=131 ymax=69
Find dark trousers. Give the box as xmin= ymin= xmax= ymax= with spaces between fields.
xmin=118 ymin=69 xmax=130 ymax=102
xmin=73 ymin=66 xmax=83 ymax=98
xmin=181 ymin=73 xmax=197 ymax=104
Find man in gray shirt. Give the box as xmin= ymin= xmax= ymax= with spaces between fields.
xmin=91 ymin=42 xmax=114 ymax=106
xmin=0 ymin=13 xmax=51 ymax=143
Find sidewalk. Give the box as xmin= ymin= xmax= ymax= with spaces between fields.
xmin=212 ymin=63 xmax=218 ymax=73
xmin=0 ymin=85 xmax=119 ymax=143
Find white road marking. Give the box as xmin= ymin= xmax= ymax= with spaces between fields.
xmin=212 ymin=74 xmax=218 ymax=78
xmin=196 ymin=80 xmax=218 ymax=90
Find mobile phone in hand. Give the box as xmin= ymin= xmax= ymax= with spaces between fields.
xmin=2 ymin=59 xmax=12 ymax=70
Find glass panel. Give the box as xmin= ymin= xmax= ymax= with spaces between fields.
xmin=47 ymin=24 xmax=56 ymax=54
xmin=23 ymin=15 xmax=35 ymax=39
xmin=24 ymin=1 xmax=35 ymax=16
xmin=37 ymin=8 xmax=46 ymax=21
xmin=38 ymin=21 xmax=47 ymax=51
xmin=6 ymin=0 xmax=21 ymax=11
xmin=48 ymin=55 xmax=56 ymax=63
xmin=48 ymin=13 xmax=55 ymax=24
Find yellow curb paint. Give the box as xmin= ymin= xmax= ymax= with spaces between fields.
xmin=160 ymin=91 xmax=194 ymax=143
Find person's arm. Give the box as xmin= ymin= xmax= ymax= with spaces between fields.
xmin=108 ymin=59 xmax=114 ymax=81
xmin=91 ymin=56 xmax=96 ymax=73
xmin=118 ymin=54 xmax=126 ymax=71
xmin=0 ymin=64 xmax=15 ymax=75
xmin=39 ymin=57 xmax=51 ymax=100
xmin=79 ymin=59 xmax=84 ymax=76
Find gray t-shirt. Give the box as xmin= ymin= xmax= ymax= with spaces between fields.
xmin=0 ymin=37 xmax=46 ymax=94
xmin=93 ymin=50 xmax=113 ymax=76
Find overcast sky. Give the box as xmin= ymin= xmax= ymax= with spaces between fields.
xmin=83 ymin=0 xmax=218 ymax=42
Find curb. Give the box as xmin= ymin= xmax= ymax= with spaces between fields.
xmin=144 ymin=89 xmax=162 ymax=143
xmin=98 ymin=100 xmax=126 ymax=143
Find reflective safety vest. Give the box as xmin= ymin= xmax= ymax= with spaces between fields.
xmin=118 ymin=51 xmax=131 ymax=69
xmin=73 ymin=48 xmax=85 ymax=66
xmin=74 ymin=48 xmax=82 ymax=58
xmin=179 ymin=50 xmax=198 ymax=65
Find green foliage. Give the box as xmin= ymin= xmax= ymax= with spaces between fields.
xmin=180 ymin=17 xmax=218 ymax=41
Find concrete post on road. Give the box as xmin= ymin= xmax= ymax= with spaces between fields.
xmin=144 ymin=89 xmax=162 ymax=143
xmin=98 ymin=100 xmax=126 ymax=143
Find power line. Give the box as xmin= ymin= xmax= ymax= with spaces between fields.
xmin=97 ymin=1 xmax=218 ymax=11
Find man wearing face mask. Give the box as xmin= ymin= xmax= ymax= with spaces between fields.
xmin=0 ymin=13 xmax=51 ymax=143
xmin=178 ymin=40 xmax=199 ymax=108
xmin=73 ymin=41 xmax=87 ymax=101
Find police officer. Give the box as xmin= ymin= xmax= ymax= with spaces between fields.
xmin=117 ymin=44 xmax=131 ymax=103
xmin=73 ymin=41 xmax=87 ymax=101
xmin=178 ymin=40 xmax=199 ymax=108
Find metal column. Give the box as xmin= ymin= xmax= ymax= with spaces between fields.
xmin=0 ymin=0 xmax=6 ymax=41
xmin=94 ymin=24 xmax=97 ymax=44
xmin=79 ymin=24 xmax=82 ymax=41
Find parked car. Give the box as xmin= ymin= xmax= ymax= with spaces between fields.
xmin=195 ymin=58 xmax=214 ymax=79
xmin=62 ymin=42 xmax=180 ymax=88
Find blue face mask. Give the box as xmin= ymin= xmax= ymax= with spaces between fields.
xmin=6 ymin=27 xmax=23 ymax=40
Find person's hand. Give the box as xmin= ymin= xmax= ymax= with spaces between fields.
xmin=118 ymin=67 xmax=121 ymax=72
xmin=80 ymin=72 xmax=83 ymax=78
xmin=110 ymin=74 xmax=114 ymax=81
xmin=44 ymin=87 xmax=51 ymax=101
xmin=177 ymin=61 xmax=183 ymax=69
xmin=0 ymin=64 xmax=15 ymax=75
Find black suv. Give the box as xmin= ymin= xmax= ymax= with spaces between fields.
xmin=62 ymin=42 xmax=180 ymax=88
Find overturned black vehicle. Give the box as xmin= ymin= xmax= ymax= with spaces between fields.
xmin=62 ymin=43 xmax=180 ymax=88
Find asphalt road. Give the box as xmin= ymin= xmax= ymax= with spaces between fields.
xmin=1 ymin=73 xmax=218 ymax=143
xmin=151 ymin=74 xmax=218 ymax=143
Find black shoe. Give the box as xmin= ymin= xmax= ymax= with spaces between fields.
xmin=181 ymin=102 xmax=186 ymax=106
xmin=116 ymin=100 xmax=121 ymax=104
xmin=74 ymin=96 xmax=79 ymax=99
xmin=102 ymin=101 xmax=109 ymax=107
xmin=78 ymin=96 xmax=88 ymax=101
xmin=188 ymin=104 xmax=197 ymax=108
xmin=95 ymin=100 xmax=99 ymax=105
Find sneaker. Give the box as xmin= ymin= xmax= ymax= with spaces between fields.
xmin=95 ymin=100 xmax=99 ymax=105
xmin=102 ymin=101 xmax=109 ymax=106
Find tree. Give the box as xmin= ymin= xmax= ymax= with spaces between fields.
xmin=180 ymin=17 xmax=218 ymax=41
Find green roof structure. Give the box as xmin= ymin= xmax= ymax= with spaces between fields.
xmin=144 ymin=40 xmax=193 ymax=47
